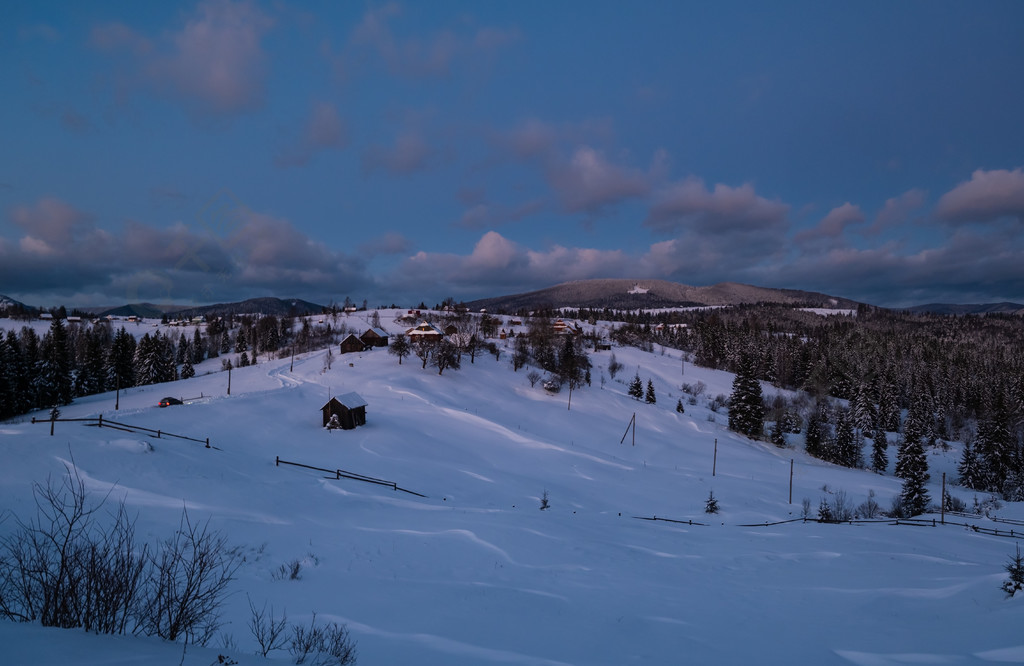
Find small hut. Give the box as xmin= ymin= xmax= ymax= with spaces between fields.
xmin=339 ymin=334 xmax=368 ymax=354
xmin=321 ymin=393 xmax=367 ymax=430
xmin=360 ymin=327 xmax=389 ymax=348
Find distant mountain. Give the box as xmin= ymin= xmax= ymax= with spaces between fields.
xmin=0 ymin=294 xmax=33 ymax=314
xmin=465 ymin=279 xmax=862 ymax=312
xmin=96 ymin=303 xmax=184 ymax=319
xmin=905 ymin=302 xmax=1024 ymax=316
xmin=170 ymin=297 xmax=324 ymax=318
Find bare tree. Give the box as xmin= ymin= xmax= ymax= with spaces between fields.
xmin=248 ymin=597 xmax=289 ymax=658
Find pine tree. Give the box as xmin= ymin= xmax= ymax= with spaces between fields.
xmin=645 ymin=379 xmax=656 ymax=404
xmin=957 ymin=441 xmax=982 ymax=489
xmin=36 ymin=317 xmax=73 ymax=407
xmin=704 ymin=490 xmax=719 ymax=514
xmin=833 ymin=409 xmax=861 ymax=468
xmin=181 ymin=356 xmax=195 ymax=379
xmin=675 ymin=398 xmax=685 ymax=414
xmin=805 ymin=406 xmax=824 ymax=459
xmin=770 ymin=419 xmax=786 ymax=448
xmin=107 ymin=327 xmax=136 ymax=389
xmin=628 ymin=372 xmax=643 ymax=400
xmin=192 ymin=328 xmax=205 ymax=364
xmin=728 ymin=355 xmax=764 ymax=439
xmin=871 ymin=426 xmax=889 ymax=474
xmin=899 ymin=435 xmax=930 ymax=516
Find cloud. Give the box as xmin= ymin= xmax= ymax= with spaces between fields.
xmin=343 ymin=3 xmax=518 ymax=79
xmin=1 ymin=197 xmax=373 ymax=304
xmin=10 ymin=198 xmax=93 ymax=246
xmin=794 ymin=202 xmax=864 ymax=247
xmin=90 ymin=22 xmax=153 ymax=55
xmin=358 ymin=232 xmax=412 ymax=257
xmin=869 ymin=188 xmax=926 ymax=234
xmin=18 ymin=24 xmax=60 ymax=43
xmin=645 ymin=178 xmax=789 ymax=235
xmin=935 ymin=168 xmax=1024 ymax=223
xmin=547 ymin=146 xmax=651 ymax=215
xmin=275 ymin=101 xmax=348 ymax=168
xmin=389 ymin=231 xmax=629 ymax=297
xmin=362 ymin=131 xmax=433 ymax=175
xmin=453 ymin=198 xmax=545 ymax=230
xmin=92 ymin=0 xmax=273 ymax=117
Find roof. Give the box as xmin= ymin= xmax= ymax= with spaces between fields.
xmin=406 ymin=321 xmax=442 ymax=336
xmin=322 ymin=392 xmax=367 ymax=410
xmin=363 ymin=327 xmax=388 ymax=337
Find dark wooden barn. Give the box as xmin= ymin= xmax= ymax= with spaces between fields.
xmin=339 ymin=334 xmax=368 ymax=354
xmin=321 ymin=393 xmax=367 ymax=430
xmin=360 ymin=327 xmax=389 ymax=348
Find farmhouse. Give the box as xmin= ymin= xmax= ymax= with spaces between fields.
xmin=321 ymin=393 xmax=367 ymax=429
xmin=360 ymin=327 xmax=389 ymax=348
xmin=339 ymin=334 xmax=368 ymax=354
xmin=406 ymin=321 xmax=443 ymax=341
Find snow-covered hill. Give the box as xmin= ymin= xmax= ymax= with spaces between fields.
xmin=1 ymin=314 xmax=1022 ymax=664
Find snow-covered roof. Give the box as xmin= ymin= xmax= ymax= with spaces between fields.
xmin=323 ymin=392 xmax=367 ymax=410
xmin=364 ymin=327 xmax=388 ymax=337
xmin=406 ymin=321 xmax=442 ymax=337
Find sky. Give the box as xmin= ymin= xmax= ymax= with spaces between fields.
xmin=2 ymin=0 xmax=1024 ymax=309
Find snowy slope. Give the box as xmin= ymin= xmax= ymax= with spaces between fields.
xmin=1 ymin=316 xmax=1022 ymax=665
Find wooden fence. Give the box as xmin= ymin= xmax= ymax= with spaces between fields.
xmin=31 ymin=415 xmax=213 ymax=448
xmin=275 ymin=456 xmax=426 ymax=498
xmin=633 ymin=513 xmax=1024 ymax=540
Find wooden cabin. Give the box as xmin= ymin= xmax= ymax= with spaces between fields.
xmin=360 ymin=327 xmax=389 ymax=348
xmin=321 ymin=393 xmax=367 ymax=430
xmin=339 ymin=334 xmax=368 ymax=354
xmin=405 ymin=321 xmax=443 ymax=341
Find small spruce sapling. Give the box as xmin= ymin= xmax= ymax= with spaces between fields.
xmin=675 ymin=398 xmax=685 ymax=414
xmin=704 ymin=490 xmax=719 ymax=514
xmin=540 ymin=490 xmax=550 ymax=511
xmin=1002 ymin=545 xmax=1024 ymax=597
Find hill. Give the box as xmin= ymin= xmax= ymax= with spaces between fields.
xmin=170 ymin=296 xmax=324 ymax=318
xmin=906 ymin=302 xmax=1024 ymax=315
xmin=466 ymin=279 xmax=862 ymax=312
xmin=0 ymin=310 xmax=1020 ymax=664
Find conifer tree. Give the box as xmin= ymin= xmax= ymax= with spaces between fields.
xmin=181 ymin=355 xmax=195 ymax=380
xmin=628 ymin=372 xmax=643 ymax=400
xmin=728 ymin=355 xmax=764 ymax=439
xmin=676 ymin=398 xmax=685 ymax=414
xmin=899 ymin=435 xmax=930 ymax=516
xmin=957 ymin=440 xmax=982 ymax=489
xmin=770 ymin=419 xmax=786 ymax=448
xmin=645 ymin=379 xmax=656 ymax=404
xmin=805 ymin=406 xmax=824 ymax=459
xmin=192 ymin=328 xmax=205 ymax=364
xmin=870 ymin=426 xmax=889 ymax=474
xmin=37 ymin=317 xmax=73 ymax=407
xmin=834 ymin=409 xmax=861 ymax=468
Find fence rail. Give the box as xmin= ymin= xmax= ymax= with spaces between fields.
xmin=635 ymin=513 xmax=1024 ymax=540
xmin=275 ymin=456 xmax=426 ymax=498
xmin=31 ymin=415 xmax=212 ymax=448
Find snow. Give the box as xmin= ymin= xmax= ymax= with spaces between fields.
xmin=1 ymin=311 xmax=1022 ymax=664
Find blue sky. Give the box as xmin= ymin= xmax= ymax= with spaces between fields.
xmin=2 ymin=0 xmax=1023 ymax=309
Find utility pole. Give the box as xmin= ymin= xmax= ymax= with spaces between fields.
xmin=115 ymin=371 xmax=120 ymax=410
xmin=227 ymin=361 xmax=232 ymax=395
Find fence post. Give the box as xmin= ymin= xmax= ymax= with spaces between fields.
xmin=99 ymin=414 xmax=103 ymax=429
xmin=157 ymin=429 xmax=161 ymax=439
xmin=712 ymin=439 xmax=717 ymax=476
xmin=789 ymin=458 xmax=794 ymax=504
xmin=205 ymin=437 xmax=210 ymax=449
xmin=941 ymin=472 xmax=946 ymax=525
xmin=51 ymin=413 xmax=55 ymax=436
xmin=275 ymin=456 xmax=279 ymax=466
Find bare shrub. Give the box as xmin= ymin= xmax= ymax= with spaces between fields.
xmin=139 ymin=509 xmax=241 ymax=646
xmin=290 ymin=612 xmax=357 ymax=665
xmin=272 ymin=559 xmax=302 ymax=581
xmin=248 ymin=598 xmax=289 ymax=658
xmin=526 ymin=370 xmax=541 ymax=388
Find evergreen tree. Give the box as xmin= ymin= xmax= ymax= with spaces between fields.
xmin=805 ymin=406 xmax=824 ymax=459
xmin=181 ymin=356 xmax=195 ymax=380
xmin=957 ymin=440 xmax=982 ymax=489
xmin=239 ymin=351 xmax=250 ymax=367
xmin=74 ymin=329 xmax=107 ymax=397
xmin=870 ymin=426 xmax=889 ymax=474
xmin=899 ymin=435 xmax=931 ymax=516
xmin=675 ymin=398 xmax=685 ymax=414
xmin=107 ymin=327 xmax=136 ymax=389
xmin=0 ymin=335 xmax=14 ymax=419
xmin=134 ymin=333 xmax=159 ymax=386
xmin=770 ymin=419 xmax=786 ymax=448
xmin=192 ymin=328 xmax=205 ymax=364
xmin=645 ymin=379 xmax=656 ymax=404
xmin=728 ymin=355 xmax=764 ymax=439
xmin=36 ymin=317 xmax=73 ymax=407
xmin=628 ymin=372 xmax=643 ymax=400
xmin=834 ymin=409 xmax=861 ymax=468
xmin=512 ymin=337 xmax=529 ymax=372
xmin=176 ymin=332 xmax=189 ymax=365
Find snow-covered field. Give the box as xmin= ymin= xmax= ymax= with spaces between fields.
xmin=1 ymin=315 xmax=1022 ymax=665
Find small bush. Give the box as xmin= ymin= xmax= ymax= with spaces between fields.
xmin=857 ymin=490 xmax=882 ymax=519
xmin=289 ymin=613 xmax=357 ymax=665
xmin=273 ymin=559 xmax=303 ymax=581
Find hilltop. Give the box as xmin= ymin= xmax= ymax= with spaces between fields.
xmin=0 ymin=310 xmax=1021 ymax=664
